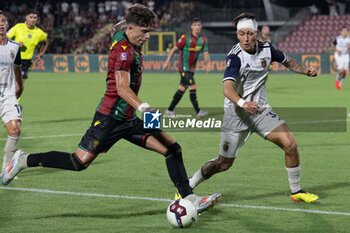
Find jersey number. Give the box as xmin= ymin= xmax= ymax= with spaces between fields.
xmin=15 ymin=104 xmax=22 ymax=114
xmin=266 ymin=111 xmax=280 ymax=120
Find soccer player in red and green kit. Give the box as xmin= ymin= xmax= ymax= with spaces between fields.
xmin=2 ymin=4 xmax=221 ymax=213
xmin=163 ymin=17 xmax=211 ymax=117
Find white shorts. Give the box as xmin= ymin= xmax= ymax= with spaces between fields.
xmin=334 ymin=53 xmax=349 ymax=71
xmin=0 ymin=96 xmax=22 ymax=124
xmin=219 ymin=107 xmax=285 ymax=158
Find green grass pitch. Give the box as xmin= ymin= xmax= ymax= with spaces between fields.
xmin=0 ymin=72 xmax=349 ymax=232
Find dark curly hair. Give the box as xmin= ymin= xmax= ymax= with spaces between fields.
xmin=125 ymin=4 xmax=157 ymax=28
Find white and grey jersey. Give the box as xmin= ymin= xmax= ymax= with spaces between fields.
xmin=333 ymin=36 xmax=350 ymax=55
xmin=0 ymin=39 xmax=21 ymax=100
xmin=223 ymin=42 xmax=286 ymax=108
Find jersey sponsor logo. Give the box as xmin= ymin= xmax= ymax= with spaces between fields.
xmin=189 ymin=46 xmax=203 ymax=52
xmin=143 ymin=110 xmax=162 ymax=129
xmin=121 ymin=45 xmax=127 ymax=50
xmin=120 ymin=52 xmax=127 ymax=61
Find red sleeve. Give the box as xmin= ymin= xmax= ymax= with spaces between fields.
xmin=110 ymin=42 xmax=134 ymax=72
xmin=176 ymin=34 xmax=186 ymax=49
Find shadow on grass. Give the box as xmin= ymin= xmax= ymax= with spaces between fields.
xmin=223 ymin=181 xmax=350 ymax=202
xmin=17 ymin=159 xmax=112 ymax=178
xmin=27 ymin=117 xmax=92 ymax=125
xmin=36 ymin=209 xmax=165 ymax=220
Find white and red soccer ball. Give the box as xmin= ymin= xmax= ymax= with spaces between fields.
xmin=166 ymin=199 xmax=198 ymax=228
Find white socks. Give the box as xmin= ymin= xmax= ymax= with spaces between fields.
xmin=2 ymin=135 xmax=19 ymax=171
xmin=286 ymin=165 xmax=301 ymax=193
xmin=190 ymin=164 xmax=302 ymax=194
xmin=189 ymin=169 xmax=206 ymax=189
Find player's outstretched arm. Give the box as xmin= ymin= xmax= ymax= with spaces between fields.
xmin=163 ymin=46 xmax=178 ymax=71
xmin=203 ymin=51 xmax=211 ymax=72
xmin=282 ymin=55 xmax=317 ymax=77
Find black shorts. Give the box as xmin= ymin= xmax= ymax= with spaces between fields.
xmin=179 ymin=72 xmax=195 ymax=87
xmin=21 ymin=59 xmax=33 ymax=79
xmin=78 ymin=111 xmax=161 ymax=155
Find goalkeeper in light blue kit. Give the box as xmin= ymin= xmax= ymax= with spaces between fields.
xmin=189 ymin=12 xmax=319 ymax=203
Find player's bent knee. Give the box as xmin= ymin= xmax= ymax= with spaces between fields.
xmin=217 ymin=156 xmax=234 ymax=172
xmin=178 ymin=86 xmax=186 ymax=92
xmin=189 ymin=85 xmax=196 ymax=90
xmin=170 ymin=142 xmax=182 ymax=155
xmin=218 ymin=160 xmax=233 ymax=171
xmin=7 ymin=125 xmax=21 ymax=136
xmin=284 ymin=140 xmax=298 ymax=155
xmin=165 ymin=142 xmax=181 ymax=157
xmin=8 ymin=128 xmax=21 ymax=136
xmin=70 ymin=153 xmax=88 ymax=171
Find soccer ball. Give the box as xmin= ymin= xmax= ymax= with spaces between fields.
xmin=166 ymin=199 xmax=198 ymax=228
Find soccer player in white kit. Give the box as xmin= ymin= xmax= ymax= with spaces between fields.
xmin=333 ymin=26 xmax=350 ymax=90
xmin=189 ymin=12 xmax=319 ymax=203
xmin=0 ymin=11 xmax=24 ymax=175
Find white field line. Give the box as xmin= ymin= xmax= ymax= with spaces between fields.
xmin=1 ymin=186 xmax=350 ymax=217
xmin=0 ymin=118 xmax=349 ymax=141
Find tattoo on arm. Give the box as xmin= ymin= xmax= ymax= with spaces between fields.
xmin=283 ymin=56 xmax=306 ymax=74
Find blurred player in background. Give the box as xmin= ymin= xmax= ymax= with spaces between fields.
xmin=7 ymin=9 xmax=48 ymax=81
xmin=258 ymin=25 xmax=273 ymax=70
xmin=189 ymin=12 xmax=319 ymax=203
xmin=2 ymin=4 xmax=220 ymax=213
xmin=0 ymin=11 xmax=23 ymax=175
xmin=258 ymin=25 xmax=272 ymax=43
xmin=163 ymin=17 xmax=211 ymax=117
xmin=333 ymin=26 xmax=350 ymax=90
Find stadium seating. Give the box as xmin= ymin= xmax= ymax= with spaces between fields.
xmin=277 ymin=15 xmax=350 ymax=54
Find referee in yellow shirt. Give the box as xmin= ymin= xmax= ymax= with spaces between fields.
xmin=7 ymin=9 xmax=48 ymax=80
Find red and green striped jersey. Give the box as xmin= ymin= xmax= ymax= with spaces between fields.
xmin=97 ymin=31 xmax=142 ymax=121
xmin=176 ymin=33 xmax=208 ymax=73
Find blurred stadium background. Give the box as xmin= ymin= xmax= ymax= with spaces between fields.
xmin=1 ymin=0 xmax=349 ymax=74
